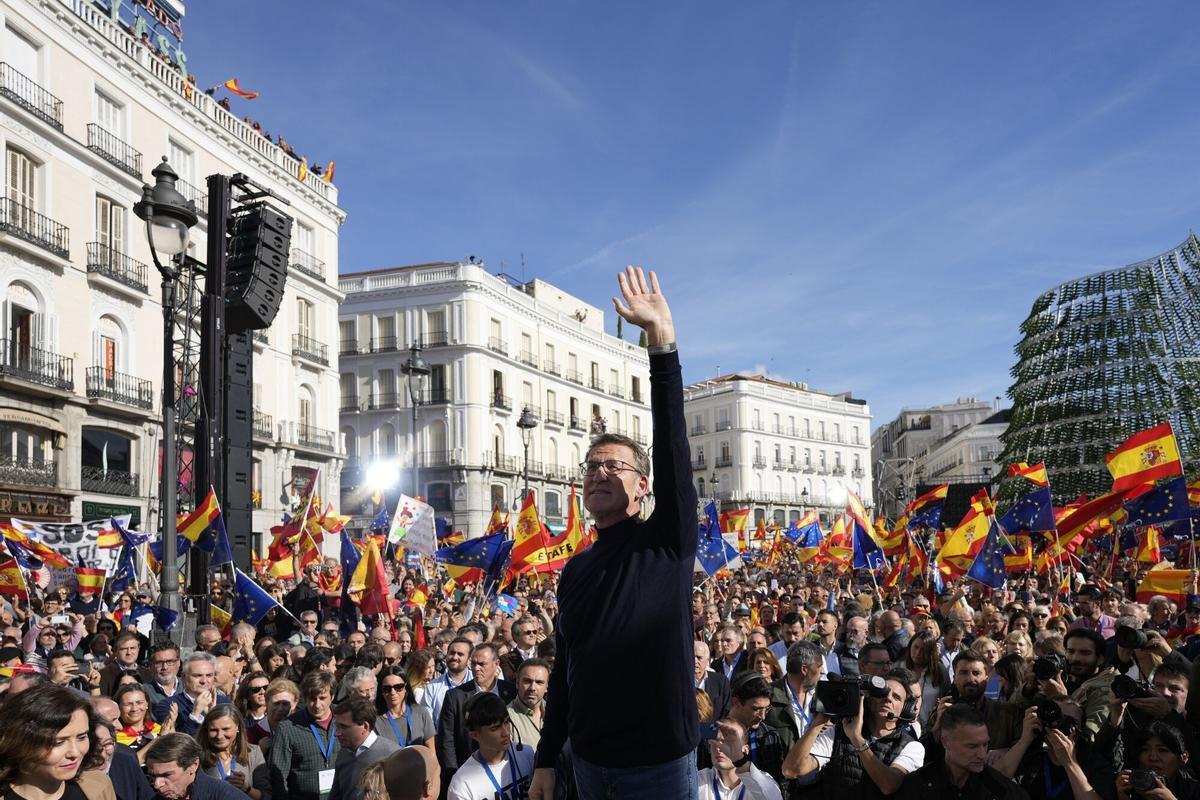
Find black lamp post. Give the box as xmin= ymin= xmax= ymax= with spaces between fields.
xmin=133 ymin=157 xmax=198 ymax=616
xmin=401 ymin=343 xmax=430 ymax=500
xmin=710 ymin=473 xmax=720 ymax=506
xmin=517 ymin=407 xmax=538 ymax=503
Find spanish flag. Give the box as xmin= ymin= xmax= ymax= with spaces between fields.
xmin=1003 ymin=534 xmax=1033 ymax=573
xmin=223 ymin=78 xmax=259 ymax=99
xmin=1105 ymin=423 xmax=1182 ymax=493
xmin=296 ymin=531 xmax=321 ymax=570
xmin=267 ymin=557 xmax=295 ymax=581
xmin=178 ymin=487 xmax=221 ymax=542
xmin=1007 ymin=462 xmax=1049 ymax=487
xmin=0 ymin=559 xmax=26 ymax=597
xmin=95 ymin=527 xmax=124 ymax=548
xmin=323 ymin=161 xmax=335 ymax=184
xmin=297 ymin=157 xmax=308 ymax=183
xmin=509 ymin=491 xmax=549 ymax=574
xmin=1135 ymin=526 xmax=1162 ymax=564
xmin=210 ymin=604 xmax=232 ymax=637
xmin=719 ymin=508 xmax=751 ymax=534
xmin=1056 ymin=488 xmax=1143 ymax=542
xmin=1136 ymin=562 xmax=1191 ymax=604
xmin=1188 ymin=479 xmax=1200 ymax=507
xmin=348 ymin=538 xmax=392 ymax=617
xmin=906 ymin=484 xmax=949 ymax=514
xmin=936 ymin=490 xmax=993 ymax=575
xmin=75 ymin=566 xmax=106 ymax=592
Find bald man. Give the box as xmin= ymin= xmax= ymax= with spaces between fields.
xmin=381 ymin=745 xmax=440 ymax=800
xmin=91 ymin=695 xmax=121 ymax=724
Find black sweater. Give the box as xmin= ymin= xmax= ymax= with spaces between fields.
xmin=535 ymin=349 xmax=699 ymax=769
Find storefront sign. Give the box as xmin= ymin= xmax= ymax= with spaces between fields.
xmin=0 ymin=490 xmax=71 ymax=519
xmin=82 ymin=500 xmax=141 ymax=530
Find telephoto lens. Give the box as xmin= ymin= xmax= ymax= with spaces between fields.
xmin=1111 ymin=674 xmax=1151 ymax=700
xmin=1115 ymin=625 xmax=1149 ymax=650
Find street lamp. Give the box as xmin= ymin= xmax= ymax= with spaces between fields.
xmin=401 ymin=343 xmax=430 ymax=500
xmin=517 ymin=407 xmax=538 ymax=503
xmin=134 ymin=157 xmax=198 ymax=616
xmin=710 ymin=473 xmax=720 ymax=505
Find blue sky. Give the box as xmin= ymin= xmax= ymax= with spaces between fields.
xmin=183 ymin=2 xmax=1200 ymax=429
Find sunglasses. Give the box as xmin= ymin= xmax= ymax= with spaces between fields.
xmin=248 ymin=684 xmax=268 ymax=693
xmin=381 ymin=683 xmax=407 ymax=693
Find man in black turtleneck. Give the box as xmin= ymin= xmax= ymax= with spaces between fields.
xmin=530 ymin=267 xmax=698 ymax=800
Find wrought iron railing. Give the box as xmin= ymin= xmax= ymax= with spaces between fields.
xmin=252 ymin=330 xmax=268 ymax=345
xmin=297 ymin=424 xmax=335 ymax=451
xmin=487 ymin=337 xmax=508 ymax=356
xmin=86 ymin=123 xmax=142 ymax=178
xmin=692 ymin=457 xmax=707 ymax=470
xmin=421 ymin=388 xmax=450 ymax=405
xmin=368 ymin=393 xmax=400 ymax=409
xmin=421 ymin=330 xmax=448 ymax=348
xmin=370 ymin=336 xmax=397 ymax=353
xmin=80 ymin=465 xmax=138 ymax=496
xmin=543 ymin=360 xmax=560 ymax=376
xmin=0 ymin=454 xmax=57 ymax=487
xmin=566 ymin=369 xmax=583 ymax=385
xmin=0 ymin=338 xmax=73 ymax=390
xmin=290 ymin=248 xmax=326 ymax=281
xmin=715 ymin=455 xmax=733 ymax=467
xmin=86 ymin=242 xmax=148 ymax=293
xmin=176 ymin=178 xmax=208 ymax=218
xmin=0 ymin=198 xmax=70 ymax=259
xmin=291 ymin=334 xmax=328 ymax=365
xmin=253 ymin=410 xmax=274 ymax=439
xmin=339 ymin=339 xmax=359 ymax=355
xmin=569 ymin=416 xmax=587 ymax=432
xmin=589 ymin=377 xmax=605 ymax=392
xmin=544 ymin=410 xmax=565 ymax=426
xmin=0 ymin=63 xmax=63 ymax=129
xmin=340 ymin=395 xmax=360 ymax=412
xmin=519 ymin=350 xmax=538 ymax=367
xmin=608 ymin=385 xmax=625 ymax=399
xmin=690 ymin=425 xmax=707 ymax=435
xmin=491 ymin=393 xmax=512 ymax=411
xmin=85 ymin=367 xmax=152 ymax=409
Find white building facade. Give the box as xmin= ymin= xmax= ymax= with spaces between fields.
xmin=683 ymin=374 xmax=873 ymax=526
xmin=337 ymin=263 xmax=651 ymax=536
xmin=911 ymin=409 xmax=1009 ymax=491
xmin=0 ymin=0 xmax=346 ymax=541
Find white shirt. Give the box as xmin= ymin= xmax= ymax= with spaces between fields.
xmin=697 ymin=764 xmax=782 ymax=800
xmin=424 ymin=672 xmax=469 ymax=731
xmin=355 ymin=731 xmax=378 ymax=757
xmin=446 ymin=746 xmax=535 ymax=800
xmin=801 ymin=727 xmax=925 ymax=784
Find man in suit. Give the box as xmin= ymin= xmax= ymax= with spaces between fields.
xmin=330 ymin=695 xmax=400 ymax=800
xmin=710 ymin=623 xmax=749 ymax=680
xmin=437 ymin=642 xmax=516 ymax=783
xmin=694 ymin=640 xmax=730 ymax=719
xmin=98 ymin=629 xmax=148 ymax=698
xmin=144 ymin=733 xmax=246 ymax=800
xmin=499 ymin=616 xmax=541 ymax=681
xmin=153 ymin=651 xmax=231 ymax=737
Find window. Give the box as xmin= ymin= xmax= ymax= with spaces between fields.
xmin=5 ymin=26 xmax=39 ymax=83
xmin=545 ymin=343 xmax=555 ymax=363
xmin=752 ymin=409 xmax=761 ymax=429
xmin=720 ymin=441 xmax=730 ymax=460
xmin=819 ymin=450 xmax=826 ymax=467
xmin=852 ymin=426 xmax=861 ymax=444
xmin=7 ymin=147 xmax=36 ymax=215
xmin=339 ymin=319 xmax=355 ymax=347
xmin=94 ymin=315 xmax=121 ymax=380
xmin=543 ymin=490 xmax=561 ymax=519
xmin=774 ymin=444 xmax=781 ymax=463
xmin=568 ymin=352 xmax=578 ymax=373
xmin=95 ymin=90 xmax=124 ymax=140
xmin=833 ymin=423 xmax=841 ymax=441
xmin=427 ymin=309 xmax=445 ymax=338
xmin=590 ymin=362 xmax=600 ymax=382
xmin=546 ymin=389 xmax=556 ymax=413
xmin=522 ymin=381 xmax=533 ymax=407
xmin=376 ymin=315 xmax=395 ymax=346
xmin=426 ymin=482 xmax=452 ymax=513
xmin=818 ymin=421 xmax=826 ymax=439
xmin=492 ymin=370 xmax=504 ymax=396
xmin=773 ymin=413 xmax=781 ymax=431
xmin=789 ymin=446 xmax=796 ymax=464
xmin=378 ymin=368 xmax=395 ymax=398
xmin=834 ymin=452 xmax=842 ymax=467
xmin=803 ymin=418 xmax=811 ymax=437
xmin=853 ymin=454 xmax=861 ymax=469
xmin=632 ymin=415 xmax=641 ymax=441
xmin=81 ymin=427 xmax=131 ymax=473
xmin=298 ymin=392 xmax=313 ymax=428
xmin=754 ymin=441 xmax=762 ymax=458
xmin=609 ymin=368 xmax=619 ymax=389
xmin=378 ymin=423 xmax=396 ymax=456
xmin=491 ymin=483 xmax=507 ymax=510
xmin=490 ymin=318 xmax=502 ymax=344
xmin=631 ymin=376 xmax=642 ymax=402
xmin=95 ymin=196 xmax=125 ymax=255
xmin=339 ymin=373 xmax=355 ymax=402
xmin=569 ymin=397 xmax=579 ymax=422
xmin=804 ymin=448 xmax=811 ymax=466
xmin=521 ymin=333 xmax=533 ymax=356
xmin=294 ymin=221 xmax=315 ymax=256
xmin=168 ymin=139 xmax=194 ymax=186
xmin=296 ymin=298 xmax=314 ymax=339
xmin=0 ymin=420 xmax=52 ymax=465
xmin=429 ymin=364 xmax=447 ymax=399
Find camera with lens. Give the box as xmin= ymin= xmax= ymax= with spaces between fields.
xmin=1129 ymin=769 xmax=1162 ymax=793
xmin=1112 ymin=674 xmax=1152 ymax=700
xmin=1115 ymin=625 xmax=1149 ymax=650
xmin=1033 ymin=653 xmax=1068 ymax=681
xmin=814 ymin=674 xmax=889 ymax=717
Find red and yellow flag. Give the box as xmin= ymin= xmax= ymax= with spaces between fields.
xmin=509 ymin=491 xmax=549 ymax=573
xmin=324 ymin=161 xmax=335 ymax=184
xmin=1056 ymin=488 xmax=1143 ymax=542
xmin=1008 ymin=462 xmax=1049 ymax=487
xmin=1004 ymin=535 xmax=1033 ymax=574
xmin=210 ymin=604 xmax=232 ymax=637
xmin=486 ymin=506 xmax=507 ymax=536
xmin=223 ymin=78 xmax=259 ymax=99
xmin=1188 ymin=479 xmax=1200 ymax=507
xmin=1136 ymin=563 xmax=1191 ymax=604
xmin=348 ymin=538 xmax=392 ymax=617
xmin=95 ymin=527 xmax=123 ymax=548
xmin=2 ymin=525 xmax=70 ymax=568
xmin=297 ymin=157 xmax=309 ymax=183
xmin=177 ymin=487 xmax=221 ymax=543
xmin=0 ymin=559 xmax=26 ymax=597
xmin=1105 ymin=423 xmax=1182 ymax=493
xmin=75 ymin=566 xmax=106 ymax=592
xmin=296 ymin=531 xmax=321 ymax=570
xmin=720 ymin=508 xmax=751 ymax=534
xmin=1135 ymin=526 xmax=1162 ymax=564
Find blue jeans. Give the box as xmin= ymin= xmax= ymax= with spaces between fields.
xmin=573 ymin=750 xmax=697 ymax=800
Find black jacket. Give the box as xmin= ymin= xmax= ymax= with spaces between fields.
xmin=701 ymin=670 xmax=731 ymax=720
xmin=710 ymin=651 xmax=750 ymax=681
xmin=896 ymin=761 xmax=1029 ymax=800
xmin=436 ymin=678 xmax=517 ymax=773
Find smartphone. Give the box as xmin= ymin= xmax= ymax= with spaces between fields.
xmin=49 ymin=615 xmax=71 ymax=626
xmin=699 ymin=722 xmax=719 ymax=740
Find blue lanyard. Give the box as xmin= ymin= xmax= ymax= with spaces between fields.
xmin=476 ymin=747 xmax=521 ymax=793
xmin=748 ymin=728 xmax=757 ymax=761
xmin=785 ymin=682 xmax=812 ymax=728
xmin=445 ymin=673 xmax=464 ymax=688
xmin=309 ymin=723 xmax=335 ymax=764
xmin=216 ymin=757 xmax=237 ymax=780
xmin=385 ymin=707 xmax=413 ymax=746
xmin=1042 ymin=757 xmax=1069 ymax=799
xmin=712 ymin=775 xmax=746 ymax=800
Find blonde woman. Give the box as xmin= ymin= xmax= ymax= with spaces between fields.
xmin=970 ymin=636 xmax=1003 ymax=700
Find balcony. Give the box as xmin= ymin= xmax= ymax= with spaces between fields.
xmin=752 ymin=422 xmax=764 ymax=431
xmin=491 ymin=393 xmax=512 ymax=411
xmin=787 ymin=462 xmax=801 ymax=472
xmin=252 ymin=330 xmax=268 ymax=345
xmin=715 ymin=455 xmax=733 ymax=468
xmin=753 ymin=456 xmax=767 ymax=469
xmin=487 ymin=337 xmax=508 ymax=356
xmin=487 ymin=452 xmax=521 ymax=473
xmin=421 ymin=330 xmax=448 ymax=348
xmin=852 ymin=467 xmax=866 ymax=479
xmin=832 ymin=466 xmax=846 ymax=476
xmin=0 ymin=454 xmax=57 ymax=488
xmin=291 ymin=334 xmax=328 ymax=365
xmin=253 ymin=410 xmax=274 ymax=440
xmin=370 ymin=336 xmax=397 ymax=353
xmin=691 ymin=457 xmax=706 ymax=470
xmin=569 ymin=415 xmax=587 ymax=432
xmin=80 ymin=465 xmax=138 ymax=496
xmin=85 ymin=367 xmax=152 ymax=410
xmin=631 ymin=392 xmax=644 ymax=404
xmin=86 ymin=242 xmax=148 ymax=294
xmin=86 ymin=123 xmax=142 ymax=178
xmin=0 ymin=198 xmax=70 ymax=259
xmin=589 ymin=377 xmax=605 ymax=392
xmin=340 ymin=395 xmax=360 ymax=412
xmin=297 ymin=423 xmax=335 ymax=452
xmin=367 ymin=393 xmax=400 ymax=410
xmin=690 ymin=424 xmax=707 ymax=436
xmin=0 ymin=63 xmax=63 ymax=130
xmin=519 ymin=350 xmax=538 ymax=368
xmin=566 ymin=369 xmax=583 ymax=385
xmin=0 ymin=339 xmax=73 ymax=391
xmin=543 ymin=360 xmax=560 ymax=376
xmin=544 ymin=410 xmax=565 ymax=427
xmin=420 ymin=450 xmax=464 ymax=468
xmin=176 ymin=178 xmax=208 ymax=218
xmin=290 ymin=248 xmax=325 ymax=281
xmin=339 ymin=339 xmax=359 ymax=356
xmin=773 ymin=460 xmax=786 ymax=471
xmin=420 ymin=388 xmax=450 ymax=405
xmin=608 ymin=385 xmax=625 ymax=399
xmin=715 ymin=421 xmax=732 ymax=432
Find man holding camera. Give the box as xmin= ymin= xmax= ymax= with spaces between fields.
xmin=989 ymin=699 xmax=1108 ymax=799
xmin=1031 ymin=629 xmax=1115 ymax=744
xmin=896 ymin=705 xmax=1028 ymax=800
xmin=781 ymin=670 xmax=924 ymax=797
xmin=1094 ymin=657 xmax=1198 ymax=773
xmin=926 ymin=651 xmax=1020 ymax=753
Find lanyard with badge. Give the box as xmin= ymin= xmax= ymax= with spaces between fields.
xmin=309 ymin=722 xmax=336 ymax=796
xmin=712 ymin=775 xmax=746 ymax=800
xmin=385 ymin=706 xmax=414 ymax=746
xmin=216 ymin=757 xmax=238 ymax=781
xmin=784 ymin=681 xmax=812 ymax=729
xmin=476 ymin=746 xmax=522 ymax=795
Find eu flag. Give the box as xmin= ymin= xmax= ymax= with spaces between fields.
xmin=999 ymin=487 xmax=1055 ymax=533
xmin=209 ymin=516 xmax=234 ymax=567
xmin=112 ymin=517 xmax=149 ymax=548
xmin=786 ymin=519 xmax=822 ymax=545
xmin=966 ymin=520 xmax=1007 ymax=589
xmin=338 ymin=532 xmax=362 ymax=636
xmin=436 ymin=532 xmax=511 ymax=575
xmin=697 ymin=502 xmax=739 ymax=577
xmin=231 ymin=568 xmax=280 ymax=625
xmin=108 ymin=545 xmax=137 ymax=593
xmin=1124 ymin=476 xmax=1189 ymax=527
xmin=907 ymin=505 xmax=943 ymax=531
xmin=851 ymin=520 xmax=885 ymax=571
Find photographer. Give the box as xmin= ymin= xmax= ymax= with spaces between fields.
xmin=781 ymin=670 xmax=924 ymax=798
xmin=1095 ymin=658 xmax=1198 ymax=773
xmin=1018 ymin=629 xmax=1114 ymax=744
xmin=1114 ymin=721 xmax=1199 ymax=800
xmin=990 ymin=699 xmax=1106 ymax=799
xmin=926 ymin=651 xmax=1020 ymax=754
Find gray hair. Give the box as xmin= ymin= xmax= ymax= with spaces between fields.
xmin=586 ymin=433 xmax=650 ymax=476
xmin=786 ymin=640 xmax=824 ymax=676
xmin=182 ymin=650 xmax=216 ymax=675
xmin=145 ymin=732 xmax=202 ymax=768
xmin=193 ymin=624 xmax=219 ymax=644
xmin=341 ymin=666 xmax=377 ymax=692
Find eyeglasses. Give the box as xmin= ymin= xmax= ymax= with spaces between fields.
xmin=579 ymin=459 xmax=641 ymax=479
xmin=248 ymin=684 xmax=268 ymax=693
xmin=381 ymin=683 xmax=407 ymax=693
xmin=154 ymin=658 xmax=179 ymax=666
xmin=383 ymin=657 xmax=398 ymax=664
xmin=1033 ymin=612 xmax=1050 ymax=618
xmin=302 ymin=619 xmax=318 ymax=625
